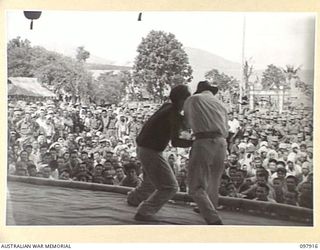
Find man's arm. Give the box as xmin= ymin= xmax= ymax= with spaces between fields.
xmin=170 ymin=112 xmax=193 ymax=148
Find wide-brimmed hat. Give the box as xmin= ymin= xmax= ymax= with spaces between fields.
xmin=194 ymin=80 xmax=218 ymax=95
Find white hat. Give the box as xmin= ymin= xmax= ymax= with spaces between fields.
xmin=291 ymin=143 xmax=299 ymax=149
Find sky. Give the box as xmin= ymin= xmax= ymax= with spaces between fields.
xmin=6 ymin=11 xmax=316 ymax=70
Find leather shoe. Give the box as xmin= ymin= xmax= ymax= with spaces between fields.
xmin=193 ymin=207 xmax=200 ymax=213
xmin=134 ymin=213 xmax=159 ymax=222
xmin=208 ymin=219 xmax=223 ymax=225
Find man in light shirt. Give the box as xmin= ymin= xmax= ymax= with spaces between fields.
xmin=183 ymin=80 xmax=228 ymax=225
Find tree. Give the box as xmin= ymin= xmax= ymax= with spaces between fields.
xmin=76 ymin=46 xmax=90 ymax=63
xmin=133 ymin=30 xmax=193 ymax=101
xmin=91 ymin=72 xmax=126 ymax=104
xmin=261 ymin=64 xmax=286 ymax=89
xmin=282 ymin=65 xmax=301 ymax=89
xmin=204 ymin=68 xmax=238 ymax=91
xmin=7 ymin=37 xmax=94 ymax=99
xmin=7 ymin=37 xmax=34 ymax=77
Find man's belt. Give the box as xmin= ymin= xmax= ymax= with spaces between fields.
xmin=194 ymin=131 xmax=223 ymax=140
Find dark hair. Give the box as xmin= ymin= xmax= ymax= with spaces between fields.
xmin=286 ymin=175 xmax=298 ymax=185
xmin=123 ymin=162 xmax=137 ymax=172
xmin=276 ymin=167 xmax=287 ymax=174
xmin=169 ymin=85 xmax=191 ymax=105
xmin=27 ymin=164 xmax=37 ymax=171
xmin=276 ymin=160 xmax=286 ymax=167
xmin=20 ymin=150 xmax=28 ymax=156
xmin=43 ymin=152 xmax=51 ymax=158
xmin=221 ymin=174 xmax=231 ymax=181
xmin=257 ymin=183 xmax=270 ymax=193
xmin=269 ymin=159 xmax=277 ymax=164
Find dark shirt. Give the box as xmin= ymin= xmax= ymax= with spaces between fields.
xmin=136 ymin=103 xmax=192 ymax=151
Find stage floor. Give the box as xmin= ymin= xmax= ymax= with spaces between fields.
xmin=7 ymin=181 xmax=309 ymax=226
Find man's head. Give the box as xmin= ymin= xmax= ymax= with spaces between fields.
xmin=124 ymin=163 xmax=138 ymax=179
xmin=169 ymin=84 xmax=191 ymax=110
xmin=284 ymin=191 xmax=298 ymax=205
xmin=20 ymin=150 xmax=29 ymax=162
xmin=114 ymin=166 xmax=125 ymax=179
xmin=255 ymin=183 xmax=269 ymax=201
xmin=286 ymin=175 xmax=298 ymax=192
xmin=27 ymin=164 xmax=37 ymax=177
xmin=272 ymin=177 xmax=283 ymax=189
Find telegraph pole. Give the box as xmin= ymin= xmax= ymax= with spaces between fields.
xmin=239 ymin=15 xmax=246 ymax=114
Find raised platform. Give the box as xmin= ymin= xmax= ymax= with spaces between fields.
xmin=7 ymin=176 xmax=313 ymax=226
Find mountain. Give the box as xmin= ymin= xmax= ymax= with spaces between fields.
xmin=184 ymin=47 xmax=314 ymax=92
xmin=184 ymin=47 xmax=242 ymax=91
xmin=82 ymin=46 xmax=314 ymax=90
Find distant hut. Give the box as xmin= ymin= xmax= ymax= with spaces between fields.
xmin=8 ymin=77 xmax=55 ymax=102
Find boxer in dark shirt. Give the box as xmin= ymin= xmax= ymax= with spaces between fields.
xmin=128 ymin=84 xmax=193 ymax=221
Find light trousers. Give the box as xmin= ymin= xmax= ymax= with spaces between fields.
xmin=187 ymin=137 xmax=227 ymax=224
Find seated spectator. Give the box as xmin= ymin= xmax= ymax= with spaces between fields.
xmin=38 ymin=152 xmax=52 ymax=171
xmin=59 ymin=169 xmax=72 ymax=181
xmin=219 ymin=174 xmax=230 ymax=196
xmin=299 ymin=162 xmax=311 ymax=183
xmin=113 ymin=165 xmax=126 ymax=185
xmin=121 ymin=162 xmax=141 ymax=188
xmin=285 ymin=175 xmax=299 ymax=192
xmin=226 ymin=182 xmax=242 ymax=198
xmin=283 ymin=190 xmax=299 ymax=206
xmin=168 ymin=153 xmax=179 ymax=175
xmin=102 ymin=165 xmax=115 ymax=185
xmin=66 ymin=150 xmax=81 ymax=177
xmin=176 ymin=168 xmax=187 ymax=192
xmin=253 ymin=183 xmax=276 ymax=203
xmin=92 ymin=164 xmax=105 ymax=184
xmin=27 ymin=164 xmax=37 ymax=177
xmin=42 ymin=165 xmax=53 ymax=179
xmin=286 ymin=160 xmax=302 ymax=178
xmin=73 ymin=161 xmax=91 ymax=180
xmin=270 ymin=164 xmax=287 ymax=183
xmin=298 ymin=181 xmax=313 ymax=209
xmin=15 ymin=150 xmax=34 ymax=173
xmin=272 ymin=177 xmax=285 ymax=203
xmin=15 ymin=168 xmax=28 ymax=176
xmin=241 ymin=170 xmax=276 ymax=200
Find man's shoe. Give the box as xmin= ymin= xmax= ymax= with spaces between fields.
xmin=127 ymin=199 xmax=139 ymax=207
xmin=134 ymin=213 xmax=159 ymax=222
xmin=193 ymin=207 xmax=200 ymax=213
xmin=208 ymin=219 xmax=223 ymax=225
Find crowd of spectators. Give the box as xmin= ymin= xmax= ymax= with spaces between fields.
xmin=7 ymin=93 xmax=313 ymax=210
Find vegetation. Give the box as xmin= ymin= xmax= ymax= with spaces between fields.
xmin=133 ymin=30 xmax=193 ymax=102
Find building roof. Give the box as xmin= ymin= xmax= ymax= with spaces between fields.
xmin=8 ymin=77 xmax=55 ymax=97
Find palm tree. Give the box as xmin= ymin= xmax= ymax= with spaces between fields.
xmin=282 ymin=65 xmax=301 ymax=90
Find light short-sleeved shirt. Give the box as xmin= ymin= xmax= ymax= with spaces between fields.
xmin=183 ymin=91 xmax=229 ymax=138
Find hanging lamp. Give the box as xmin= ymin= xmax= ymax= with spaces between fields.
xmin=23 ymin=11 xmax=42 ymax=30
